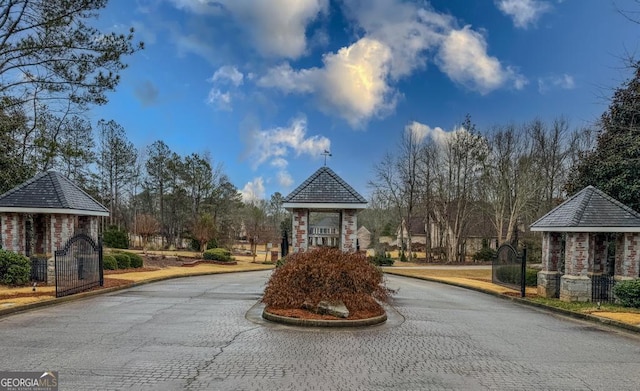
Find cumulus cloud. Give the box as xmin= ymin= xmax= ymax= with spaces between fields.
xmin=437 ymin=26 xmax=526 ymax=94
xmin=259 ymin=38 xmax=396 ymax=127
xmin=406 ymin=121 xmax=452 ymax=145
xmin=495 ymin=0 xmax=551 ymax=29
xmin=167 ymin=0 xmax=328 ymax=59
xmin=538 ymin=73 xmax=575 ymax=94
xmin=133 ymin=80 xmax=159 ymax=106
xmin=241 ymin=177 xmax=265 ymax=203
xmin=277 ymin=171 xmax=294 ymax=187
xmin=211 ymin=66 xmax=244 ymax=86
xmin=206 ymin=66 xmax=245 ymax=110
xmin=257 ymin=0 xmax=525 ymax=126
xmin=244 ymin=116 xmax=330 ymax=170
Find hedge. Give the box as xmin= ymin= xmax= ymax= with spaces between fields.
xmin=103 ymin=255 xmax=118 ymax=270
xmin=0 ymin=249 xmax=31 ymax=286
xmin=203 ymin=248 xmax=233 ymax=262
xmin=613 ymin=279 xmax=640 ymax=308
xmin=114 ymin=253 xmax=131 ymax=269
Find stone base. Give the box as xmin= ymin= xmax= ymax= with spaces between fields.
xmin=47 ymin=257 xmax=55 ymax=285
xmin=560 ymin=275 xmax=591 ymax=302
xmin=537 ymin=271 xmax=560 ymax=298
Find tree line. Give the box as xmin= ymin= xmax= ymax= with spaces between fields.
xmin=366 ymin=61 xmax=640 ymax=262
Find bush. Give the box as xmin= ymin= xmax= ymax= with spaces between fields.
xmin=203 ymin=248 xmax=233 ymax=262
xmin=399 ymin=252 xmax=408 ymax=262
xmin=262 ymin=247 xmax=392 ymax=312
xmin=114 ymin=253 xmax=131 ymax=269
xmin=103 ymin=255 xmax=118 ymax=270
xmin=124 ymin=252 xmax=144 ymax=268
xmin=368 ymin=252 xmax=394 ymax=267
xmin=613 ymin=279 xmax=640 ymax=308
xmin=275 ymin=257 xmax=288 ymax=268
xmin=525 ymin=268 xmax=538 ymax=287
xmin=103 ymin=226 xmax=129 ymax=249
xmin=473 ymin=247 xmax=496 ymax=262
xmin=0 ymin=249 xmax=31 ymax=286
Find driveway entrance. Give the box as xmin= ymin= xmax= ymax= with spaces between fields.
xmin=0 ymin=271 xmax=638 ymax=390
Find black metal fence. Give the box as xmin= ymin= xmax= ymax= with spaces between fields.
xmin=492 ymin=243 xmax=526 ymax=297
xmin=591 ymin=274 xmax=616 ymax=303
xmin=30 ymin=257 xmax=47 ymax=282
xmin=55 ymin=234 xmax=103 ymax=298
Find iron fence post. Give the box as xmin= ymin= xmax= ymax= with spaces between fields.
xmin=520 ymin=246 xmax=527 ymax=298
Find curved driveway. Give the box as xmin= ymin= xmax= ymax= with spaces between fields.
xmin=0 ymin=271 xmax=639 ymax=390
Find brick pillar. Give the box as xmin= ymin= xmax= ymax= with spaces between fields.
xmin=292 ymin=209 xmax=308 ymax=253
xmin=560 ymin=232 xmax=591 ymax=302
xmin=538 ymin=232 xmax=562 ymax=298
xmin=588 ymin=233 xmax=608 ymax=275
xmin=0 ymin=213 xmax=26 ymax=253
xmin=340 ymin=209 xmax=357 ymax=253
xmin=615 ymin=232 xmax=640 ymax=280
xmin=50 ymin=214 xmax=75 ymax=254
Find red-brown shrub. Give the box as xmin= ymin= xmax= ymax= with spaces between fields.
xmin=262 ymin=247 xmax=392 ymax=312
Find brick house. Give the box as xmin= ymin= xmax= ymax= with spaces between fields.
xmin=283 ymin=166 xmax=367 ymax=253
xmin=0 ymin=171 xmax=109 ymax=283
xmin=531 ymin=186 xmax=640 ymax=302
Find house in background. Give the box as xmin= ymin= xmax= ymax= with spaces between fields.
xmin=395 ymin=211 xmax=498 ymax=260
xmin=308 ymin=215 xmax=340 ymax=248
xmin=357 ymin=226 xmax=371 ymax=250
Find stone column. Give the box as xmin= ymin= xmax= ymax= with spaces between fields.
xmin=538 ymin=231 xmax=562 ymax=298
xmin=560 ymin=232 xmax=591 ymax=302
xmin=292 ymin=209 xmax=308 ymax=253
xmin=615 ymin=232 xmax=640 ymax=281
xmin=340 ymin=209 xmax=357 ymax=253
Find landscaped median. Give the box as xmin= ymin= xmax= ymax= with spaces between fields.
xmin=0 ymin=257 xmax=274 ymax=315
xmin=382 ymin=265 xmax=640 ymax=332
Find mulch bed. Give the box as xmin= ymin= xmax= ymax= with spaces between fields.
xmin=266 ymin=305 xmax=385 ymax=321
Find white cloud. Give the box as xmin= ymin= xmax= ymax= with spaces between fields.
xmin=495 ymin=0 xmax=551 ymax=29
xmin=167 ymin=0 xmax=328 ymax=59
xmin=211 ymin=66 xmax=244 ymax=86
xmin=241 ymin=177 xmax=265 ymax=203
xmin=270 ymin=158 xmax=289 ymax=169
xmin=277 ymin=171 xmax=294 ymax=187
xmin=406 ymin=121 xmax=451 ymax=145
xmin=257 ymin=0 xmax=526 ymax=126
xmin=437 ymin=26 xmax=526 ymax=94
xmin=245 ymin=116 xmax=330 ymax=169
xmin=259 ymin=38 xmax=396 ymax=127
xmin=538 ymin=73 xmax=575 ymax=93
xmin=206 ymin=66 xmax=245 ymax=110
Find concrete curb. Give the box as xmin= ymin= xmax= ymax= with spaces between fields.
xmin=383 ymin=270 xmax=640 ymax=335
xmin=0 ymin=268 xmax=273 ymax=319
xmin=262 ymin=309 xmax=387 ymax=328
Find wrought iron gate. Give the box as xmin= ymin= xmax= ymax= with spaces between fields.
xmin=492 ymin=243 xmax=527 ymax=297
xmin=591 ymin=274 xmax=616 ymax=303
xmin=55 ymin=234 xmax=103 ymax=298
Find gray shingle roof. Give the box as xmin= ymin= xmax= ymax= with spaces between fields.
xmin=0 ymin=171 xmax=109 ymax=216
xmin=284 ymin=166 xmax=367 ymax=205
xmin=530 ymin=185 xmax=640 ymax=232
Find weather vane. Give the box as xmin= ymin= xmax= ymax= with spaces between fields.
xmin=321 ymin=150 xmax=332 ymax=166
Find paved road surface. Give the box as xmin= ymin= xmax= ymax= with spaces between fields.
xmin=0 ymin=271 xmax=639 ymax=390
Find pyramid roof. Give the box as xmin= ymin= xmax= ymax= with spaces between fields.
xmin=530 ymin=186 xmax=640 ymax=232
xmin=0 ymin=171 xmax=109 ymax=216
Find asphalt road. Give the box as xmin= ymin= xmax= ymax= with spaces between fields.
xmin=0 ymin=271 xmax=639 ymax=390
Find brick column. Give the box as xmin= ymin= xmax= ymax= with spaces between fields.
xmin=538 ymin=232 xmax=562 ymax=298
xmin=340 ymin=209 xmax=357 ymax=253
xmin=560 ymin=232 xmax=591 ymax=302
xmin=292 ymin=209 xmax=308 ymax=253
xmin=588 ymin=233 xmax=608 ymax=275
xmin=0 ymin=213 xmax=26 ymax=253
xmin=615 ymin=232 xmax=640 ymax=280
xmin=49 ymin=214 xmax=75 ymax=254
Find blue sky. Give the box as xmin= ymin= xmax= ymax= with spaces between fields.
xmin=92 ymin=0 xmax=639 ymax=202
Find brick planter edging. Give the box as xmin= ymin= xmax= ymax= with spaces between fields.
xmin=383 ymin=270 xmax=640 ymax=335
xmin=181 ymin=260 xmax=238 ymax=267
xmin=262 ymin=308 xmax=387 ymax=328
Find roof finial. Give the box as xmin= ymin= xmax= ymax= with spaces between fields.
xmin=321 ymin=150 xmax=332 ymax=166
